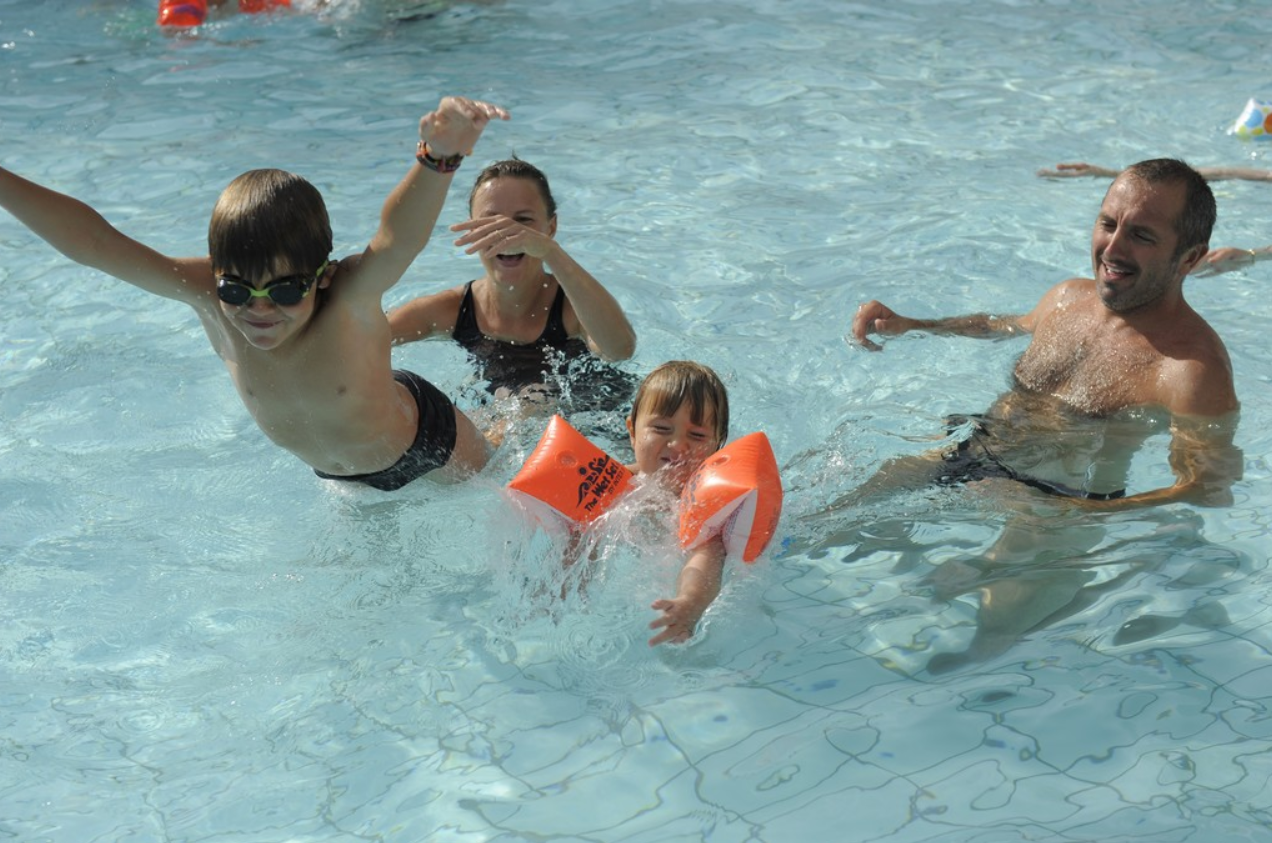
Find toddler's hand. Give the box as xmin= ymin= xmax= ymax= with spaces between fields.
xmin=648 ymin=597 xmax=704 ymax=646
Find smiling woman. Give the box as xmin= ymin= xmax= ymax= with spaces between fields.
xmin=387 ymin=158 xmax=637 ymax=405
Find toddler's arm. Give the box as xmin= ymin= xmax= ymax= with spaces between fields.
xmin=648 ymin=537 xmax=726 ymax=646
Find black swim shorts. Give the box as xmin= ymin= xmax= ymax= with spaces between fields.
xmin=314 ymin=370 xmax=458 ymax=491
xmin=937 ymin=414 xmax=1125 ymax=502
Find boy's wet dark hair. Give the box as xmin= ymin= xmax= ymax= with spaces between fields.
xmin=209 ymin=169 xmax=333 ymax=280
xmin=630 ymin=361 xmax=729 ymax=447
xmin=468 ymin=157 xmax=557 ymax=219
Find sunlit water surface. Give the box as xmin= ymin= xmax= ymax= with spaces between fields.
xmin=2 ymin=0 xmax=1271 ymax=840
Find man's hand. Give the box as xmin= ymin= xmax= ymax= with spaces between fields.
xmin=852 ymin=300 xmax=910 ymax=351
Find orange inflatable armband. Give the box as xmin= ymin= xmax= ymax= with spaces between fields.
xmin=158 ymin=0 xmax=289 ymax=26
xmin=158 ymin=0 xmax=208 ymax=26
xmin=508 ymin=415 xmax=632 ymax=527
xmin=678 ymin=431 xmax=783 ymax=563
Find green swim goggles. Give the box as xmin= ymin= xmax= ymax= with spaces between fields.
xmin=216 ymin=261 xmax=329 ymax=307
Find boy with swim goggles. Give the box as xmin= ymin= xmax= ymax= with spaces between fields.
xmin=0 ymin=96 xmax=509 ymax=490
xmin=216 ymin=261 xmax=329 ymax=307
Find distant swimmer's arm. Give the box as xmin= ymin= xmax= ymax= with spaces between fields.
xmin=851 ymin=299 xmax=1027 ymax=351
xmin=1191 ymin=246 xmax=1270 ymax=277
xmin=1036 ymin=162 xmax=1121 ymax=179
xmin=1044 ymin=164 xmax=1272 ymax=183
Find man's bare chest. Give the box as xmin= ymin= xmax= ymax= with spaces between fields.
xmin=1013 ymin=329 xmax=1159 ymax=416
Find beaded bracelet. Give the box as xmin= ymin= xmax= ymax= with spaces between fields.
xmin=416 ymin=141 xmax=464 ymax=174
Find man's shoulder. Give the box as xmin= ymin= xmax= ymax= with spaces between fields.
xmin=1026 ymin=277 xmax=1098 ymax=332
xmin=1171 ymin=315 xmax=1232 ymax=373
xmin=1049 ymin=276 xmax=1098 ymax=301
xmin=1157 ymin=310 xmax=1236 ymax=415
xmin=1154 ymin=299 xmax=1230 ymax=356
xmin=1162 ymin=356 xmax=1237 ymax=416
xmin=1036 ymin=277 xmax=1097 ymax=311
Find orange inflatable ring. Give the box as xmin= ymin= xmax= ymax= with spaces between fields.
xmin=678 ymin=431 xmax=782 ymax=563
xmin=507 ymin=415 xmax=632 ymax=527
xmin=158 ymin=0 xmax=290 ymax=27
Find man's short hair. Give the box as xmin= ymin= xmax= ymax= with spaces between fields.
xmin=1121 ymin=158 xmax=1216 ymax=257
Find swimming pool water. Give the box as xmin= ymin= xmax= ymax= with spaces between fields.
xmin=2 ymin=0 xmax=1271 ymax=840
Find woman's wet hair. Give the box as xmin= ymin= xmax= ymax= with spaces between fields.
xmin=468 ymin=157 xmax=557 ymax=218
xmin=629 ymin=360 xmax=729 ymax=446
xmin=209 ymin=169 xmax=333 ymax=280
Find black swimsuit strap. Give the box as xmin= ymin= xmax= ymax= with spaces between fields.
xmin=452 ymin=281 xmax=481 ymax=345
xmin=452 ymin=280 xmax=570 ymax=347
xmin=539 ymin=284 xmax=571 ymax=346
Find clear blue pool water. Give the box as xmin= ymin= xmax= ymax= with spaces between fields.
xmin=2 ymin=0 xmax=1271 ymax=840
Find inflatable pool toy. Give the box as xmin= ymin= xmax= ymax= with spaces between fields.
xmin=678 ymin=431 xmax=783 ymax=563
xmin=1230 ymin=98 xmax=1272 ymax=141
xmin=507 ymin=415 xmax=632 ymax=527
xmin=157 ymin=0 xmax=208 ymax=25
xmin=238 ymin=0 xmax=291 ymax=10
xmin=158 ymin=0 xmax=291 ymax=27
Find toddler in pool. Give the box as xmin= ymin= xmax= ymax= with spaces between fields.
xmin=622 ymin=361 xmax=731 ymax=646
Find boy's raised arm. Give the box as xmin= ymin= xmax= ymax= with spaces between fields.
xmin=357 ymin=96 xmax=509 ymax=297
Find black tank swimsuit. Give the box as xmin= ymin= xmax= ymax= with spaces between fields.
xmin=451 ymin=280 xmax=591 ymax=393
